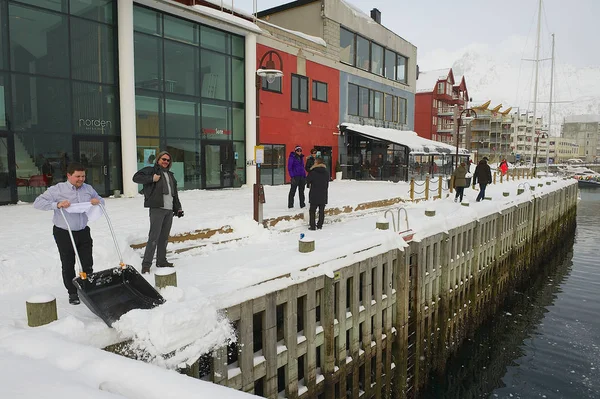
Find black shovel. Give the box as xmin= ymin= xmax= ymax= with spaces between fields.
xmin=60 ymin=203 xmax=165 ymax=327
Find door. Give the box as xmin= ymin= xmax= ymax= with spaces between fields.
xmin=203 ymin=142 xmax=234 ymax=189
xmin=74 ymin=137 xmax=121 ymax=197
xmin=315 ymin=146 xmax=333 ymax=175
xmin=0 ymin=133 xmax=16 ymax=204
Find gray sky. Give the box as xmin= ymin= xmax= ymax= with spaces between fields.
xmin=231 ymin=0 xmax=600 ymax=69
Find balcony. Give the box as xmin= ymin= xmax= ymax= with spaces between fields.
xmin=437 ymin=126 xmax=454 ymax=133
xmin=437 ymin=107 xmax=454 ymax=116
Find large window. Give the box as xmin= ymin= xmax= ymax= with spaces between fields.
xmin=133 ymin=5 xmax=245 ymax=189
xmin=339 ymin=26 xmax=409 ymax=85
xmin=291 ymin=74 xmax=308 ymax=112
xmin=260 ymin=144 xmax=286 ymax=185
xmin=348 ymin=83 xmax=408 ymax=125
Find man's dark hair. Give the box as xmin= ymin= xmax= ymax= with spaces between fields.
xmin=67 ymin=162 xmax=86 ymax=175
xmin=311 ymin=148 xmax=317 ymax=154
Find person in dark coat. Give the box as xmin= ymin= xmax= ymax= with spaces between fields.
xmin=452 ymin=162 xmax=468 ymax=202
xmin=473 ymin=158 xmax=492 ymax=202
xmin=133 ymin=150 xmax=183 ymax=274
xmin=305 ymin=148 xmax=317 ymax=173
xmin=288 ymin=145 xmax=306 ymax=209
xmin=306 ymin=157 xmax=329 ymax=230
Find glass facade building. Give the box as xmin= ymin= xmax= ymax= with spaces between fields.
xmin=0 ymin=0 xmax=248 ymax=204
xmin=0 ymin=0 xmax=119 ymax=203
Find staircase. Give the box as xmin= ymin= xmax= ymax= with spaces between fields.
xmin=13 ymin=135 xmax=38 ymax=178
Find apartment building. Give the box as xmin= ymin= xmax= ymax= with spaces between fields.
xmin=414 ymin=68 xmax=469 ymax=145
xmin=469 ymin=101 xmax=514 ymax=162
xmin=561 ymin=115 xmax=600 ymax=162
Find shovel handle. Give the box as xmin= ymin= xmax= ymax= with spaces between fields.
xmin=59 ymin=208 xmax=85 ymax=277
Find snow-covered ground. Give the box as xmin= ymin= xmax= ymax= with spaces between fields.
xmin=0 ymin=176 xmax=572 ymax=397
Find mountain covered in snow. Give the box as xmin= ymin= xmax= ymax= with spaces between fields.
xmin=449 ymin=47 xmax=600 ymax=135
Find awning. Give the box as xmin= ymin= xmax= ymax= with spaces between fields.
xmin=341 ymin=123 xmax=470 ymax=156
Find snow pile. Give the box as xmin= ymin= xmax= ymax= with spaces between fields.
xmin=113 ymin=287 xmax=234 ymax=369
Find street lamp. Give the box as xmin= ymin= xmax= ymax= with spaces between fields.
xmin=455 ymin=108 xmax=477 ymax=168
xmin=533 ymin=130 xmax=547 ymax=177
xmin=254 ymin=50 xmax=284 ymax=223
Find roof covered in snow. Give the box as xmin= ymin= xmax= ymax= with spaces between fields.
xmin=341 ymin=123 xmax=470 ymax=155
xmin=191 ymin=5 xmax=262 ymax=33
xmin=258 ymin=19 xmax=327 ymax=47
xmin=416 ymin=68 xmax=451 ymax=93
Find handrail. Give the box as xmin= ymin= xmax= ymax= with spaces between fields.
xmin=384 ymin=207 xmax=410 ymax=233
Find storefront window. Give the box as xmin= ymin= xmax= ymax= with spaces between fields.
xmin=70 ymin=0 xmax=113 ymax=24
xmin=12 ymin=74 xmax=71 ymax=132
xmin=233 ymin=141 xmax=245 ymax=186
xmin=165 ymin=98 xmax=196 ymax=139
xmin=136 ymin=95 xmax=161 ymax=137
xmin=0 ymin=75 xmax=5 ymax=129
xmin=232 ymin=106 xmax=244 ymax=141
xmin=260 ymin=144 xmax=285 ymax=185
xmin=232 ymin=35 xmax=244 ymax=58
xmin=201 ymin=103 xmax=230 ymax=140
xmin=232 ymin=58 xmax=244 ymax=103
xmin=71 ymin=18 xmax=115 ymax=84
xmin=166 ymin=138 xmax=199 ymax=189
xmin=26 ymin=0 xmax=67 ymax=12
xmin=73 ymin=82 xmax=117 ymax=135
xmin=9 ymin=3 xmax=69 ymax=78
xmin=133 ymin=6 xmax=161 ymax=36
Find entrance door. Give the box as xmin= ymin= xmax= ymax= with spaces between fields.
xmin=74 ymin=137 xmax=121 ymax=197
xmin=0 ymin=133 xmax=16 ymax=204
xmin=203 ymin=142 xmax=234 ymax=189
xmin=315 ymin=146 xmax=333 ymax=175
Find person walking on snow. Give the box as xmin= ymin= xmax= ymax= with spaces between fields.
xmin=306 ymin=157 xmax=329 ymax=230
xmin=499 ymin=159 xmax=509 ymax=176
xmin=33 ymin=162 xmax=104 ymax=305
xmin=452 ymin=162 xmax=468 ymax=203
xmin=133 ymin=151 xmax=183 ymax=274
xmin=288 ymin=145 xmax=306 ymax=209
xmin=473 ymin=157 xmax=492 ymax=202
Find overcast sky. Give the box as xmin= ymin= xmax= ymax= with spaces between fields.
xmin=230 ymin=0 xmax=599 ymax=69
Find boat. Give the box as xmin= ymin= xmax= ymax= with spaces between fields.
xmin=573 ymin=173 xmax=600 ymax=188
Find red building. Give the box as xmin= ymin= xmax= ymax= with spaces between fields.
xmin=414 ymin=68 xmax=469 ymax=145
xmin=257 ymin=43 xmax=340 ymax=184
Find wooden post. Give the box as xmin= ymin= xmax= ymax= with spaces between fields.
xmin=155 ymin=268 xmax=177 ymax=288
xmin=425 ymin=174 xmax=430 ymax=201
xmin=410 ymin=178 xmax=415 ymax=201
xmin=500 ymin=173 xmax=503 ymax=183
xmin=493 ymin=172 xmax=497 ymax=184
xmin=376 ymin=221 xmax=390 ymax=230
xmin=299 ymin=237 xmax=315 ymax=253
xmin=26 ymin=295 xmax=57 ymax=327
xmin=438 ymin=176 xmax=443 ymax=198
xmin=449 ymin=175 xmax=454 ymax=193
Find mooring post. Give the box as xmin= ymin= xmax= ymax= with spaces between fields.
xmin=322 ymin=275 xmax=335 ymax=399
xmin=425 ymin=175 xmax=430 ymax=201
xmin=26 ymin=295 xmax=57 ymax=327
xmin=155 ymin=268 xmax=177 ymax=289
xmin=263 ymin=292 xmax=278 ymax=397
xmin=437 ymin=176 xmax=443 ymax=198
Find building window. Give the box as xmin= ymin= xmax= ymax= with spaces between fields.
xmin=348 ymin=83 xmax=359 ymax=116
xmin=262 ymin=76 xmax=281 ymax=93
xmin=396 ymin=54 xmax=407 ymax=83
xmin=356 ymin=35 xmax=370 ymax=71
xmin=437 ymin=82 xmax=444 ymax=94
xmin=371 ymin=91 xmax=383 ymax=120
xmin=260 ymin=144 xmax=286 ymax=185
xmin=358 ymin=86 xmax=369 ymax=118
xmin=312 ymin=80 xmax=328 ymax=102
xmin=384 ymin=94 xmax=394 ymax=122
xmin=398 ymin=97 xmax=407 ymax=124
xmin=291 ymin=74 xmax=308 ymax=112
xmin=384 ymin=49 xmax=396 ymax=80
xmin=340 ymin=27 xmax=355 ymax=65
xmin=370 ymin=43 xmax=383 ymax=76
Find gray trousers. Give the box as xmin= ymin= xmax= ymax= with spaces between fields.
xmin=142 ymin=208 xmax=173 ymax=267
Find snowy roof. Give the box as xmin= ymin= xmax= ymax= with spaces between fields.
xmin=416 ymin=68 xmax=451 ymax=93
xmin=258 ymin=19 xmax=326 ymax=47
xmin=339 ymin=0 xmax=377 ymax=23
xmin=564 ymin=114 xmax=600 ymax=123
xmin=191 ymin=5 xmax=262 ymax=33
xmin=341 ymin=123 xmax=470 ymax=155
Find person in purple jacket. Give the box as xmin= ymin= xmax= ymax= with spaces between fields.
xmin=287 ymin=145 xmax=306 ymax=208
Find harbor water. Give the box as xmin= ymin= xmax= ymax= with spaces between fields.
xmin=423 ymin=187 xmax=600 ymax=398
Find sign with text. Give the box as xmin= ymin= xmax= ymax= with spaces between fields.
xmin=255 ymin=145 xmax=264 ymax=164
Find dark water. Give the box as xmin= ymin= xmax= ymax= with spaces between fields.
xmin=423 ymin=187 xmax=600 ymax=399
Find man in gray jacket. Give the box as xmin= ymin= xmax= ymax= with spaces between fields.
xmin=133 ymin=151 xmax=183 ymax=274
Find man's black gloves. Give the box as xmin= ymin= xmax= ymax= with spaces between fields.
xmin=175 ymin=210 xmax=184 ymax=218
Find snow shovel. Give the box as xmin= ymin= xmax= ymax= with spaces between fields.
xmin=59 ymin=203 xmax=165 ymax=327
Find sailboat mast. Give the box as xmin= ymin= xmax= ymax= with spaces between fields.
xmin=547 ymin=33 xmax=555 ymax=169
xmin=531 ymin=0 xmax=542 ymax=162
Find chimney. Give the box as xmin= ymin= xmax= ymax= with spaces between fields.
xmin=370 ymin=8 xmax=381 ymax=24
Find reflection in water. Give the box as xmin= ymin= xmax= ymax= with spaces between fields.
xmin=422 ymin=187 xmax=600 ymax=398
